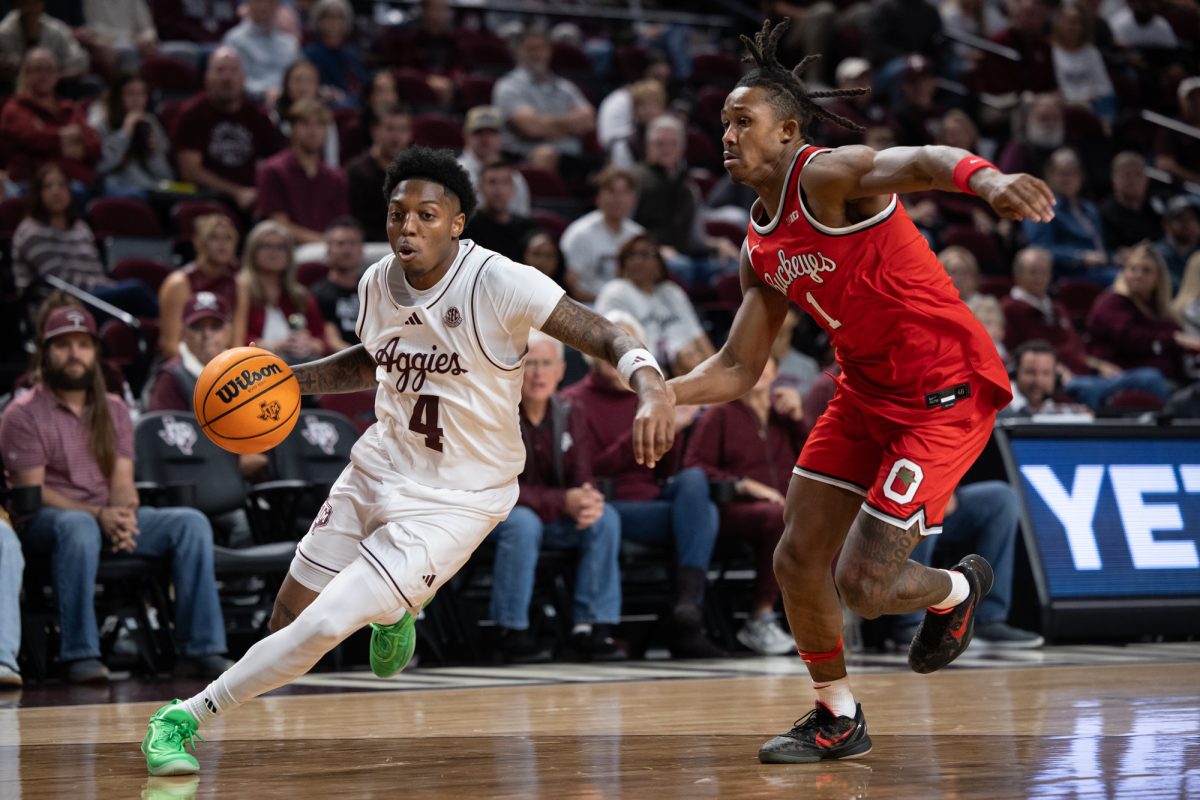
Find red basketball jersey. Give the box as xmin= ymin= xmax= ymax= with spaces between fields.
xmin=746 ymin=146 xmax=1012 ymax=424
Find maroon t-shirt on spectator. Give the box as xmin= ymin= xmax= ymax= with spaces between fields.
xmin=0 ymin=384 xmax=133 ymax=509
xmin=560 ymin=371 xmax=683 ymax=502
xmin=256 ymin=149 xmax=350 ymax=233
xmin=0 ymin=95 xmax=102 ymax=183
xmin=684 ymin=401 xmax=805 ymax=496
xmin=1086 ymin=290 xmax=1185 ymax=380
xmin=1002 ymin=294 xmax=1091 ymax=375
xmin=174 ymin=92 xmax=281 ymax=188
xmin=244 ymin=291 xmax=326 ymax=348
xmin=514 ymin=398 xmax=595 ymax=523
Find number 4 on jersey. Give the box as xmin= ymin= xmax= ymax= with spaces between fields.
xmin=410 ymin=395 xmax=444 ymax=452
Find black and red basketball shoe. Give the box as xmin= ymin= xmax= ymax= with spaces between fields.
xmin=758 ymin=702 xmax=872 ymax=763
xmin=907 ymin=553 xmax=994 ymax=674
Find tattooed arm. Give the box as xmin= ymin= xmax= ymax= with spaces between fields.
xmin=539 ymin=295 xmax=675 ymax=467
xmin=291 ymin=344 xmax=378 ymax=395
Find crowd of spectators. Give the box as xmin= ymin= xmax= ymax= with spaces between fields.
xmin=0 ymin=0 xmax=1198 ymax=680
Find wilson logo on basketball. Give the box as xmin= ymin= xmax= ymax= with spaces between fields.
xmin=443 ymin=306 xmax=463 ymax=328
xmin=763 ymin=248 xmax=838 ymax=293
xmin=258 ymin=400 xmax=282 ymax=421
xmin=373 ymin=338 xmax=468 ymax=392
xmin=215 ymin=363 xmax=285 ymax=404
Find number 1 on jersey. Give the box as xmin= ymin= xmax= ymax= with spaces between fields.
xmin=805 ymin=291 xmax=842 ymax=330
xmin=410 ymin=395 xmax=444 ymax=452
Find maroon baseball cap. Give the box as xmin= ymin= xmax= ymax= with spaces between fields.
xmin=183 ymin=291 xmax=229 ymax=326
xmin=41 ymin=306 xmax=97 ymax=344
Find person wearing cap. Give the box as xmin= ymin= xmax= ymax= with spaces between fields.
xmin=893 ymin=55 xmax=945 ymax=147
xmin=345 ymin=103 xmax=412 ymax=242
xmin=148 ymin=291 xmax=234 ymax=413
xmin=1156 ymin=195 xmax=1200 ymax=287
xmin=816 ymin=58 xmax=890 ymax=148
xmin=1154 ymin=77 xmax=1200 ymax=186
xmin=0 ymin=305 xmax=231 ymax=684
xmin=458 ymin=105 xmax=531 ymax=217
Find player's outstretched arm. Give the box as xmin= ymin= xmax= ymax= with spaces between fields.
xmin=668 ymin=247 xmax=789 ymax=407
xmin=804 ymin=144 xmax=1057 ymax=223
xmin=539 ymin=296 xmax=675 ymax=468
xmin=292 ymin=344 xmax=377 ymax=395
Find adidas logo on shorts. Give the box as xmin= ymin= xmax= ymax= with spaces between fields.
xmin=422 ymin=574 xmax=435 ymax=587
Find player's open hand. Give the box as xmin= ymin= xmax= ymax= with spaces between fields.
xmin=633 ymin=386 xmax=676 ymax=469
xmin=973 ymin=170 xmax=1056 ymax=223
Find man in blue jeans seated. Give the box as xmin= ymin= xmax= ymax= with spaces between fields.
xmin=0 ymin=513 xmax=23 ymax=688
xmin=563 ymin=312 xmax=724 ymax=658
xmin=0 ymin=306 xmax=232 ymax=683
xmin=889 ymin=481 xmax=1044 ymax=648
xmin=489 ymin=331 xmax=624 ymax=663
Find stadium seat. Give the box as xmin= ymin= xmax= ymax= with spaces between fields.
xmin=98 ymin=318 xmax=152 ymax=395
xmin=690 ymin=52 xmax=742 ymax=87
xmin=614 ymin=44 xmax=653 ymax=84
xmin=694 ymin=86 xmax=728 ymax=127
xmin=112 ymin=258 xmax=172 ymax=294
xmin=157 ymin=98 xmax=188 ymax=138
xmin=1105 ymin=389 xmax=1165 ymax=414
xmin=392 ymin=68 xmax=442 ymax=111
xmin=1055 ymin=278 xmax=1104 ymax=331
xmin=296 ymin=261 xmax=329 ymax=288
xmin=268 ymin=409 xmax=359 ymax=519
xmin=171 ymin=199 xmax=239 ymax=242
xmin=551 ymin=41 xmax=594 ymax=78
xmin=411 ymin=113 xmax=464 ymax=150
xmin=87 ymin=197 xmax=163 ymax=239
xmin=316 ymin=390 xmax=376 ymax=433
xmin=139 ymin=55 xmax=201 ymax=100
xmin=456 ymin=74 xmax=496 ymax=112
xmin=978 ymin=275 xmax=1014 ymax=298
xmin=529 ymin=209 xmax=569 ymax=241
xmin=704 ymin=219 xmax=746 ymax=249
xmin=463 ymin=32 xmax=514 ymax=75
xmin=517 ymin=166 xmax=570 ymax=200
xmin=940 ymin=226 xmax=1004 ymax=274
xmin=0 ymin=196 xmax=26 ymax=240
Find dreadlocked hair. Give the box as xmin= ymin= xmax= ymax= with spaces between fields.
xmin=736 ymin=18 xmax=870 ymax=137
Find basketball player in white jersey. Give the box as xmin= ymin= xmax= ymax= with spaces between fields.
xmin=142 ymin=148 xmax=676 ymax=776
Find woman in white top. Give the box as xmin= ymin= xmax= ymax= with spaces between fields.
xmin=595 ymin=234 xmax=715 ymax=375
xmin=1051 ymin=2 xmax=1117 ymax=125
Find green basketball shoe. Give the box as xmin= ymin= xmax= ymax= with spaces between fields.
xmin=142 ymin=700 xmax=204 ymax=776
xmin=369 ymin=595 xmax=434 ymax=678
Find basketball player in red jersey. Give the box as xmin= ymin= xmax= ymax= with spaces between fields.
xmin=668 ymin=21 xmax=1057 ymax=763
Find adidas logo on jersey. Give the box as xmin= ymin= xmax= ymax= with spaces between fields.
xmin=422 ymin=574 xmax=435 ymax=587
xmin=404 ymin=312 xmax=423 ymax=326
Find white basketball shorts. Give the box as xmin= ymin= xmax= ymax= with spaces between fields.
xmin=288 ymin=427 xmax=517 ymax=615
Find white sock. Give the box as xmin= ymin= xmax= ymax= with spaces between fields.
xmin=812 ymin=675 xmax=857 ymax=719
xmin=572 ymin=623 xmax=592 ymax=636
xmin=930 ymin=569 xmax=970 ymax=611
xmin=181 ymin=558 xmax=401 ymax=725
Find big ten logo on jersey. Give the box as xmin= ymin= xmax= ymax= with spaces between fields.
xmin=158 ymin=415 xmax=197 ymax=455
xmin=762 ymin=248 xmax=838 ymax=294
xmin=301 ymin=414 xmax=339 ymax=455
xmin=372 ymin=337 xmax=468 ymax=392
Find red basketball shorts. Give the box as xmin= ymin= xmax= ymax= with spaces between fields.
xmin=794 ymin=389 xmax=997 ymax=535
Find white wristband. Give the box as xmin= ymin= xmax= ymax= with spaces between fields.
xmin=617 ymin=348 xmax=663 ymax=385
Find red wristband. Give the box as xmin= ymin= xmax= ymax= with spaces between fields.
xmin=952 ymin=156 xmax=996 ymax=195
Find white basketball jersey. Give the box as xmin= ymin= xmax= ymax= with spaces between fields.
xmin=355 ymin=240 xmax=565 ymax=493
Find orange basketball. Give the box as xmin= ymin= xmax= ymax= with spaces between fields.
xmin=194 ymin=347 xmax=301 ymax=454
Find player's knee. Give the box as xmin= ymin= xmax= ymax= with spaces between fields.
xmin=296 ymin=612 xmax=348 ymax=650
xmin=773 ymin=539 xmax=814 ymax=585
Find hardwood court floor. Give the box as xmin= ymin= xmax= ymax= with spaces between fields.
xmin=4 ymin=655 xmax=1199 ymax=800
